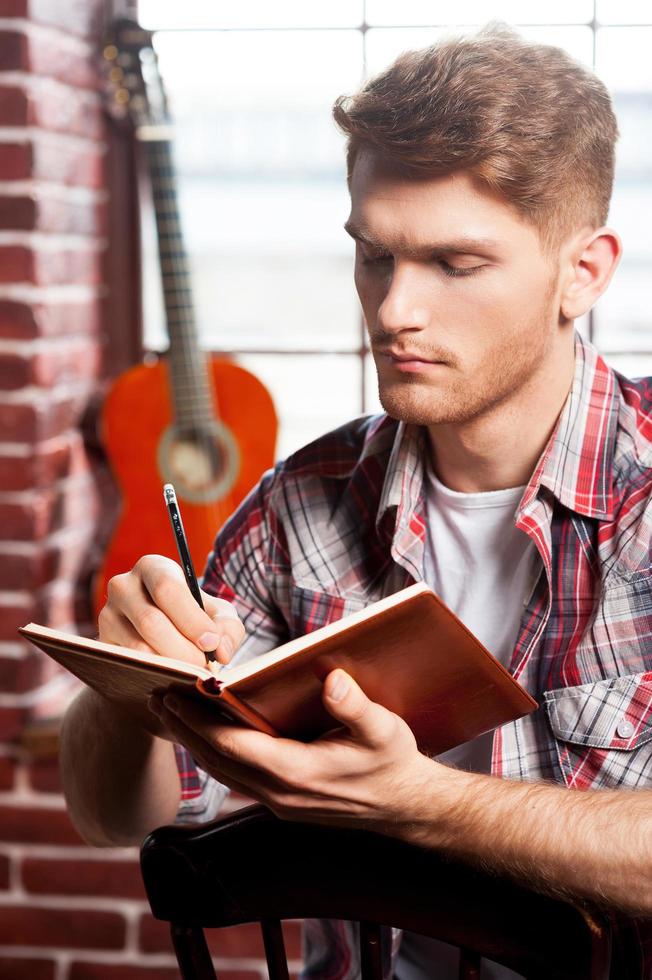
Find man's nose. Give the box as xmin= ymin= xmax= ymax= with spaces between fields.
xmin=377 ymin=262 xmax=430 ymax=334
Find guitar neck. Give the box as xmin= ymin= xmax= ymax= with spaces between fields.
xmin=144 ymin=136 xmax=215 ymax=432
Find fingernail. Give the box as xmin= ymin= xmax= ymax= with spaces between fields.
xmin=198 ymin=632 xmax=221 ymax=652
xmin=328 ymin=671 xmax=349 ymax=702
xmin=219 ymin=635 xmax=234 ymax=660
xmin=163 ymin=694 xmax=179 ymax=713
xmin=148 ymin=696 xmax=162 ymax=716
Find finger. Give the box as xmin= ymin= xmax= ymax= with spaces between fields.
xmin=98 ymin=605 xmax=158 ymax=653
xmin=109 ymin=569 xmax=208 ymax=666
xmin=322 ymin=669 xmax=397 ymax=748
xmin=200 ymin=594 xmax=246 ymax=662
xmin=152 ymin=698 xmax=280 ymax=798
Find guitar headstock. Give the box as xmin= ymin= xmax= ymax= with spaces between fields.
xmin=101 ymin=17 xmax=170 ymax=131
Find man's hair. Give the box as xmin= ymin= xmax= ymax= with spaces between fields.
xmin=332 ymin=24 xmax=618 ymax=253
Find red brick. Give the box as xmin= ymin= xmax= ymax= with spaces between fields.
xmin=1 ymin=530 xmax=97 ymax=589
xmin=0 ymin=30 xmax=97 ymax=89
xmin=0 ymin=854 xmax=9 ymax=889
xmin=0 ymin=754 xmax=17 ymax=789
xmin=0 ymin=246 xmax=103 ymax=286
xmin=0 ymin=340 xmax=103 ymax=390
xmin=0 ymin=905 xmax=126 ymax=948
xmin=71 ymin=967 xmax=260 ymax=980
xmin=0 ymin=432 xmax=90 ymax=492
xmin=0 ymin=85 xmax=28 ymax=125
xmin=0 ymin=299 xmax=103 ymax=339
xmin=23 ymin=856 xmax=145 ymax=899
xmin=0 ymin=957 xmax=56 ymax=980
xmin=0 ymin=805 xmax=84 ymax=844
xmin=0 ymin=138 xmax=106 ymax=188
xmin=0 ymin=81 xmax=104 ymax=140
xmin=32 ymin=140 xmax=106 ymax=188
xmin=69 ymin=966 xmax=182 ymax=980
xmin=0 ymin=142 xmax=32 ymax=180
xmin=27 ymin=755 xmax=60 ymax=792
xmin=0 ymin=195 xmax=104 ymax=235
xmin=0 ymin=648 xmax=43 ymax=693
xmin=0 ymin=479 xmax=100 ymax=538
xmin=0 ymin=0 xmax=104 ymax=39
xmin=0 ymin=385 xmax=88 ymax=442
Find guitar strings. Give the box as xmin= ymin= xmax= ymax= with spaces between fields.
xmin=147 ymin=137 xmax=232 ymax=528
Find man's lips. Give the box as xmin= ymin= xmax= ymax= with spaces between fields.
xmin=375 ymin=348 xmax=447 ymax=367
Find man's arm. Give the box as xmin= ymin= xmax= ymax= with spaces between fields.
xmin=59 ymin=687 xmax=181 ymax=847
xmin=150 ymin=667 xmax=652 ymax=917
xmin=397 ymin=762 xmax=652 ymax=916
xmin=59 ymin=556 xmax=248 ymax=846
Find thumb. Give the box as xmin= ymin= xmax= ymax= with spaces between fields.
xmin=322 ymin=668 xmax=389 ymax=744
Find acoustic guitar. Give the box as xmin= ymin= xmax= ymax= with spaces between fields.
xmin=94 ymin=20 xmax=278 ymax=615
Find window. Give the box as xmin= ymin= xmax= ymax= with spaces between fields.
xmin=136 ymin=0 xmax=652 ymax=457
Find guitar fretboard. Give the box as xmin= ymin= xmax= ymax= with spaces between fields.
xmin=144 ymin=137 xmax=217 ymax=436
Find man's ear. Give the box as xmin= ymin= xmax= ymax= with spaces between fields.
xmin=559 ymin=227 xmax=622 ymax=320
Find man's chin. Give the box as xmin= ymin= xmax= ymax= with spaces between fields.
xmin=378 ymin=385 xmax=464 ymax=427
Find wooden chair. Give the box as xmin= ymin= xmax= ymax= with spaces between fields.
xmin=140 ymin=802 xmax=617 ymax=980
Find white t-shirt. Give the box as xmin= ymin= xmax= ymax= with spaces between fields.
xmin=394 ymin=465 xmax=540 ymax=980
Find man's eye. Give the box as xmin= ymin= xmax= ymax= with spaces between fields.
xmin=439 ymin=260 xmax=483 ymax=278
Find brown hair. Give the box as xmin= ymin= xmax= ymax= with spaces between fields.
xmin=333 ymin=24 xmax=618 ymax=252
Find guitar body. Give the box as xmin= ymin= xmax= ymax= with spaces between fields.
xmin=93 ymin=355 xmax=277 ymax=614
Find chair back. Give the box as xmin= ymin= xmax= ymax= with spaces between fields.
xmin=141 ymin=803 xmax=614 ymax=980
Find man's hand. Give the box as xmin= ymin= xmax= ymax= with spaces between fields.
xmin=99 ymin=554 xmax=246 ymax=740
xmin=100 ymin=554 xmax=245 ymax=664
xmin=149 ymin=667 xmax=436 ymax=835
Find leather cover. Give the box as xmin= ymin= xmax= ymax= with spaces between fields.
xmin=210 ymin=589 xmax=537 ymax=755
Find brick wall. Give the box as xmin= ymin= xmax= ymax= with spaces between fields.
xmin=0 ymin=2 xmax=302 ymax=976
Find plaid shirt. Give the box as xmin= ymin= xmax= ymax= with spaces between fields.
xmin=175 ymin=332 xmax=652 ymax=978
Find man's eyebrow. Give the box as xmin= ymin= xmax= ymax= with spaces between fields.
xmin=343 ymin=220 xmax=502 ymax=256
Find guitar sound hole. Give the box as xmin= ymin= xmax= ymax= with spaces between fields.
xmin=158 ymin=422 xmax=240 ymax=503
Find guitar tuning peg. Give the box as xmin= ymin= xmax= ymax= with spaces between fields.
xmin=115 ymin=87 xmax=130 ymax=105
xmin=103 ymin=43 xmax=118 ymax=61
xmin=109 ymin=66 xmax=124 ymax=83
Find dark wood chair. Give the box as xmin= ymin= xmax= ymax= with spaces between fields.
xmin=140 ymin=802 xmax=616 ymax=980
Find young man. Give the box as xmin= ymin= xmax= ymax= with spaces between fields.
xmin=60 ymin=25 xmax=652 ymax=980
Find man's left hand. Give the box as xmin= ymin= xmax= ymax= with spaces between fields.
xmin=149 ymin=667 xmax=438 ymax=834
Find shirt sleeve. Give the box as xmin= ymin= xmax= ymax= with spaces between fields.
xmin=174 ymin=465 xmax=290 ymax=824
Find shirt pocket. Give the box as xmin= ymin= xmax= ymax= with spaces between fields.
xmin=288 ymin=584 xmax=369 ymax=639
xmin=543 ymin=672 xmax=652 ymax=790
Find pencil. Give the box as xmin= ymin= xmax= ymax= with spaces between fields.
xmin=163 ymin=483 xmax=217 ymax=664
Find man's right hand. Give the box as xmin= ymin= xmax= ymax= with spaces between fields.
xmin=97 ymin=554 xmax=246 ymax=738
xmin=99 ymin=554 xmax=245 ymax=665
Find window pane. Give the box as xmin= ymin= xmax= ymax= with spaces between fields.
xmin=593 ymin=29 xmax=652 ymax=353
xmin=364 ymin=352 xmax=384 ymax=416
xmin=237 ymin=354 xmax=362 ymax=459
xmin=602 ymin=353 xmax=652 ymax=378
xmin=139 ymin=0 xmax=363 ymax=30
xmin=597 ymin=1 xmax=652 ymax=25
xmin=366 ymin=0 xmax=593 ymax=26
xmin=141 ymin=30 xmax=362 ymax=351
xmin=365 ymin=26 xmax=593 ymax=76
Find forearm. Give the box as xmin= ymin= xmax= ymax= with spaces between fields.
xmin=396 ymin=760 xmax=652 ymax=916
xmin=59 ymin=687 xmax=181 ymax=847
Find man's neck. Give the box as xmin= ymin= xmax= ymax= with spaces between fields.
xmin=426 ymin=342 xmax=576 ymax=494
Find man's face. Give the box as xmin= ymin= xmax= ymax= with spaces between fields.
xmin=346 ymin=151 xmax=563 ymax=428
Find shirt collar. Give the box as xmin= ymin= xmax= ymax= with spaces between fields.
xmin=522 ymin=332 xmax=619 ymax=521
xmin=377 ymin=331 xmax=620 ymax=530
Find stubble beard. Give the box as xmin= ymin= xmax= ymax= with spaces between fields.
xmin=373 ymin=288 xmax=558 ymax=428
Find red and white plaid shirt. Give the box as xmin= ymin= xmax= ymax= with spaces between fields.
xmin=175 ymin=332 xmax=652 ymax=978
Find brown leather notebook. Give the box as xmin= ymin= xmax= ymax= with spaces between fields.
xmin=20 ymin=582 xmax=537 ymax=756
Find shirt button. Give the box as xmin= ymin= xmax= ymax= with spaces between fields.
xmin=617 ymin=719 xmax=635 ymax=739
